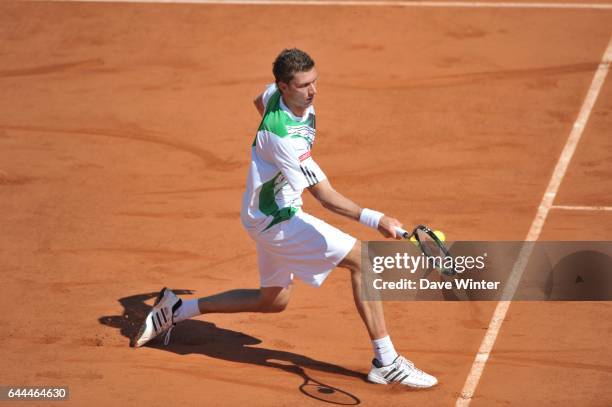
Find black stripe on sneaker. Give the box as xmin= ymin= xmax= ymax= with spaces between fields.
xmin=151 ymin=316 xmax=158 ymax=332
xmin=156 ymin=312 xmax=163 ymax=328
xmin=388 ymin=371 xmax=403 ymax=382
xmin=384 ymin=368 xmax=398 ymax=379
xmin=160 ymin=308 xmax=168 ymax=323
xmin=172 ymin=298 xmax=183 ymax=314
xmin=396 ymin=374 xmax=408 ymax=383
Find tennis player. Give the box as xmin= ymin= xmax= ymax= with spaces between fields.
xmin=135 ymin=48 xmax=437 ymax=388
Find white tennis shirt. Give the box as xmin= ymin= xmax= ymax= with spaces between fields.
xmin=240 ymin=83 xmax=327 ymax=234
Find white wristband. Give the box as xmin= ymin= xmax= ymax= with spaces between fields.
xmin=360 ymin=208 xmax=384 ymax=229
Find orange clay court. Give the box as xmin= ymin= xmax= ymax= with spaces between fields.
xmin=1 ymin=0 xmax=611 ymax=405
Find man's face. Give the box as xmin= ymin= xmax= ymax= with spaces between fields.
xmin=278 ymin=67 xmax=318 ymax=111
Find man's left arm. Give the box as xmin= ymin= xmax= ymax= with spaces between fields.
xmin=308 ymin=180 xmax=403 ymax=239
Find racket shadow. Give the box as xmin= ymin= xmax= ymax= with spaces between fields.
xmin=99 ymin=291 xmax=364 ymax=405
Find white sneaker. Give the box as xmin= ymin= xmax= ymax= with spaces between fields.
xmin=368 ymin=355 xmax=438 ymax=388
xmin=133 ymin=287 xmax=182 ymax=347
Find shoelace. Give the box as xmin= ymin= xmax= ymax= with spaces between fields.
xmin=162 ymin=305 xmax=181 ymax=346
xmin=163 ymin=324 xmax=175 ymax=346
xmin=398 ymin=357 xmax=424 ymax=376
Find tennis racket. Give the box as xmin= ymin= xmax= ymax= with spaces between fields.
xmin=394 ymin=224 xmax=456 ymax=276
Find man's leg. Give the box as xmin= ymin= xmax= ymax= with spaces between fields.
xmin=198 ymin=286 xmax=292 ymax=314
xmin=339 ymin=240 xmax=438 ymax=387
xmin=173 ymin=285 xmax=292 ymax=323
xmin=338 ymin=241 xmax=388 ymax=340
xmin=135 ymin=285 xmax=291 ymax=347
xmin=339 ymin=241 xmax=399 ymax=366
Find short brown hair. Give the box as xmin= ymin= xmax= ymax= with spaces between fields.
xmin=272 ymin=48 xmax=315 ymax=85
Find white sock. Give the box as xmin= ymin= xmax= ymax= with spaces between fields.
xmin=372 ymin=335 xmax=398 ymax=366
xmin=173 ymin=299 xmax=201 ymax=323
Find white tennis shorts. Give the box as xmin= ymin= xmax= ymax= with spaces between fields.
xmin=248 ymin=210 xmax=357 ymax=288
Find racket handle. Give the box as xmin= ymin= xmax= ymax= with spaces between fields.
xmin=394 ymin=226 xmax=410 ymax=239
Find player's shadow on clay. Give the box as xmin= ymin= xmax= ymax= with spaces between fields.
xmin=99 ymin=291 xmax=362 ymax=405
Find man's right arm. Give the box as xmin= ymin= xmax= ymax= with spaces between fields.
xmin=261 ymin=129 xmax=402 ymax=239
xmin=308 ymin=180 xmax=403 ymax=239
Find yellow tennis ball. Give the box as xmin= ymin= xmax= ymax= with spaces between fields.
xmin=409 ymin=235 xmax=418 ymax=246
xmin=434 ymin=230 xmax=446 ymax=242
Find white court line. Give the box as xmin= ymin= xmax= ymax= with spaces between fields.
xmin=456 ymin=35 xmax=612 ymax=407
xmin=552 ymin=205 xmax=612 ymax=211
xmin=31 ymin=0 xmax=612 ymax=10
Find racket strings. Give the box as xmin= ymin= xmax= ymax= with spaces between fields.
xmin=414 ymin=228 xmax=455 ymax=276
